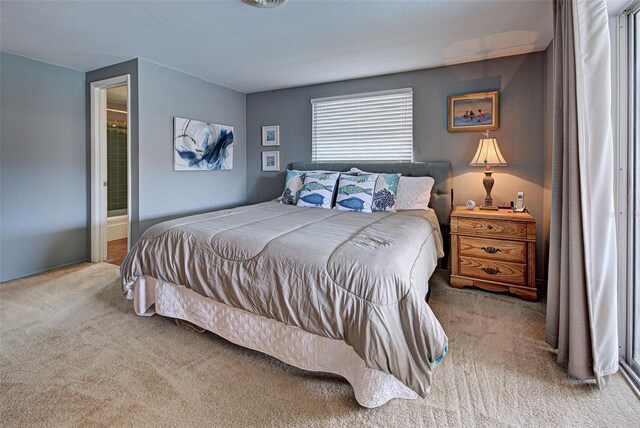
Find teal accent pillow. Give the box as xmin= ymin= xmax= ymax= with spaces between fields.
xmin=372 ymin=173 xmax=401 ymax=212
xmin=280 ymin=170 xmax=305 ymax=205
xmin=296 ymin=172 xmax=341 ymax=209
xmin=335 ymin=173 xmax=378 ymax=213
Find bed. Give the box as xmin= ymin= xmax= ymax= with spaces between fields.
xmin=121 ymin=161 xmax=452 ymax=408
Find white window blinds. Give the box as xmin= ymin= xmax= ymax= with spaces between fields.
xmin=311 ymin=88 xmax=413 ymax=162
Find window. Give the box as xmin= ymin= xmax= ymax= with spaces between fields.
xmin=631 ymin=2 xmax=640 ymax=384
xmin=617 ymin=0 xmax=640 ymax=392
xmin=311 ymin=88 xmax=413 ymax=162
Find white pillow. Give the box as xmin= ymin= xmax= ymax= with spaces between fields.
xmin=395 ymin=176 xmax=435 ymax=210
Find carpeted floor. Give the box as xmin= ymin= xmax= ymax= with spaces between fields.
xmin=1 ymin=263 xmax=638 ymax=427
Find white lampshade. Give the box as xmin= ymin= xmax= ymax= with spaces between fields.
xmin=469 ymin=137 xmax=507 ymax=166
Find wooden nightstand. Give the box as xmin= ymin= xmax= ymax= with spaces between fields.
xmin=450 ymin=206 xmax=537 ymax=301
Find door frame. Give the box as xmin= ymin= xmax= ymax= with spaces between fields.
xmin=90 ymin=75 xmax=131 ymax=262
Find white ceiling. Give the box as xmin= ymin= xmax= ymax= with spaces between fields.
xmin=607 ymin=0 xmax=630 ymax=16
xmin=0 ymin=0 xmax=553 ymax=93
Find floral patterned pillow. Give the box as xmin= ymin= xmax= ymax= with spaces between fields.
xmin=280 ymin=170 xmax=305 ymax=205
xmin=348 ymin=168 xmax=401 ymax=212
xmin=372 ymin=173 xmax=401 ymax=212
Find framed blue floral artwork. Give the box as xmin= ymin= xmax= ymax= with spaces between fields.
xmin=262 ymin=125 xmax=280 ymax=146
xmin=174 ymin=117 xmax=234 ymax=171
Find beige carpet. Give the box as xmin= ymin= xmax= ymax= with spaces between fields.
xmin=1 ymin=263 xmax=638 ymax=427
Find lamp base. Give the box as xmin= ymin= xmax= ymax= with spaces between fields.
xmin=481 ymin=169 xmax=497 ymax=210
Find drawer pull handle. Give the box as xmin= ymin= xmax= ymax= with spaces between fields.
xmin=481 ymin=246 xmax=501 ymax=254
xmin=481 ymin=267 xmax=501 ymax=275
xmin=487 ymin=225 xmax=494 ymax=230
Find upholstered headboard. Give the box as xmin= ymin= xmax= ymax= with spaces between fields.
xmin=289 ymin=161 xmax=452 ymax=226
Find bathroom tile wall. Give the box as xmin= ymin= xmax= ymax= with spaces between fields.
xmin=107 ymin=121 xmax=127 ymax=212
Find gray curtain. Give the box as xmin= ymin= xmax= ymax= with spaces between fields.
xmin=546 ymin=0 xmax=618 ymax=387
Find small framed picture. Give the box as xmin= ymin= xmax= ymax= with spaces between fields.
xmin=262 ymin=125 xmax=280 ymax=146
xmin=448 ymin=91 xmax=499 ymax=132
xmin=262 ymin=151 xmax=280 ymax=172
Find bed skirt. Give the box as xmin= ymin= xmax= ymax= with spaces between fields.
xmin=131 ymin=275 xmax=419 ymax=408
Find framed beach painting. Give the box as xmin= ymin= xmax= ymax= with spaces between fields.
xmin=262 ymin=125 xmax=280 ymax=146
xmin=262 ymin=151 xmax=280 ymax=172
xmin=174 ymin=117 xmax=234 ymax=170
xmin=447 ymin=91 xmax=499 ymax=132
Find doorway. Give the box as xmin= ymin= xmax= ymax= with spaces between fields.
xmin=90 ymin=75 xmax=131 ymax=265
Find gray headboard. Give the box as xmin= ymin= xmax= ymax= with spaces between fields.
xmin=290 ymin=162 xmax=452 ymax=226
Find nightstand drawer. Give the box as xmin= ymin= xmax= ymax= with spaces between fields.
xmin=459 ymin=256 xmax=526 ymax=285
xmin=459 ymin=236 xmax=526 ymax=263
xmin=457 ymin=217 xmax=527 ymax=238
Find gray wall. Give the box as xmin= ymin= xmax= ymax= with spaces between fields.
xmin=1 ymin=53 xmax=87 ymax=281
xmin=86 ymin=59 xmax=246 ymax=244
xmin=1 ymin=55 xmax=246 ymax=281
xmin=137 ymin=60 xmax=246 ymax=234
xmin=246 ymin=52 xmax=547 ymax=278
xmin=1 ymin=50 xmax=546 ymax=281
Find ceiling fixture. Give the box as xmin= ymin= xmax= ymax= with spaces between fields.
xmin=241 ymin=0 xmax=287 ymax=8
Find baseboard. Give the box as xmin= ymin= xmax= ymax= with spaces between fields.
xmin=0 ymin=259 xmax=90 ymax=283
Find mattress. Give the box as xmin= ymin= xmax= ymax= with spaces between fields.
xmin=121 ymin=201 xmax=448 ymax=397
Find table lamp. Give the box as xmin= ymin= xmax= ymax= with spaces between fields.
xmin=469 ymin=130 xmax=507 ymax=210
